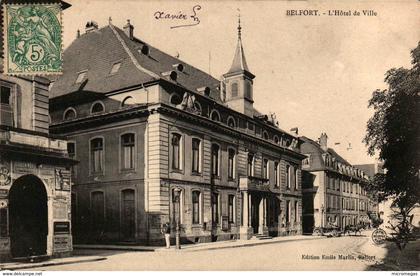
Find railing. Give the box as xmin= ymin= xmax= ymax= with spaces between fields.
xmin=239 ymin=176 xmax=269 ymax=190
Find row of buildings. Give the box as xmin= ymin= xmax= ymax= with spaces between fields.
xmin=0 ymin=4 xmax=378 ymax=261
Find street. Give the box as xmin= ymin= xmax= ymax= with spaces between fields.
xmin=30 ymin=232 xmax=406 ymax=271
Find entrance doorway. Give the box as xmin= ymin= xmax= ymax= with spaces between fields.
xmin=251 ymin=195 xmax=260 ymax=234
xmin=9 ymin=175 xmax=48 ymax=258
xmin=121 ymin=189 xmax=135 ymax=240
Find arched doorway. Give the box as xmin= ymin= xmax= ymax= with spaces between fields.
xmin=9 ymin=175 xmax=48 ymax=258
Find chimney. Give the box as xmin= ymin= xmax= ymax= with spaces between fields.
xmin=123 ymin=19 xmax=134 ymax=40
xmin=85 ymin=21 xmax=98 ymax=33
xmin=319 ymin=133 xmax=328 ymax=151
xmin=76 ymin=29 xmax=80 ymax=38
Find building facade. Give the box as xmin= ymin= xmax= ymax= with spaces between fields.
xmin=49 ymin=20 xmax=306 ymax=245
xmin=301 ymin=134 xmax=378 ymax=234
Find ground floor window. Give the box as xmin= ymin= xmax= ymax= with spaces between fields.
xmin=228 ymin=195 xmax=235 ymax=223
xmin=192 ymin=191 xmax=201 ymax=224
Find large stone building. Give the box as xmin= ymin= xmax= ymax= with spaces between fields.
xmin=49 ymin=19 xmax=306 ymax=245
xmin=0 ymin=1 xmax=74 ymax=261
xmin=300 ymin=134 xmax=378 ymax=234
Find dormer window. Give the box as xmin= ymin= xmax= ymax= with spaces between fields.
xmin=210 ymin=110 xmax=220 ymax=122
xmin=63 ymin=107 xmax=77 ymax=121
xmin=172 ymin=63 xmax=184 ymax=72
xmin=273 ymin=135 xmax=279 ymax=144
xmin=75 ymin=71 xmax=87 ymax=84
xmin=227 ymin=117 xmax=236 ymax=128
xmin=263 ymin=131 xmax=269 ymax=140
xmin=91 ymin=101 xmax=105 ymax=114
xmin=110 ymin=62 xmax=121 ymax=75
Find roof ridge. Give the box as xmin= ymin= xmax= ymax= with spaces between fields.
xmin=109 ymin=24 xmax=160 ymax=79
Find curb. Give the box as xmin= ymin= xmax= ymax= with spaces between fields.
xmin=186 ymin=236 xmax=327 ymax=252
xmin=0 ymin=256 xmax=107 ymax=271
xmin=74 ymin=245 xmax=156 ymax=252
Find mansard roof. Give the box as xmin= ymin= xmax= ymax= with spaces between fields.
xmin=50 ymin=24 xmax=221 ymax=101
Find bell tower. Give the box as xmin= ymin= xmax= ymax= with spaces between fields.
xmin=223 ymin=15 xmax=255 ymax=117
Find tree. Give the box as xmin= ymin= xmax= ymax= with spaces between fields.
xmin=364 ymin=42 xmax=420 ymax=250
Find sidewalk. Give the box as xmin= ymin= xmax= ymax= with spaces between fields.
xmin=75 ymin=234 xmax=327 ymax=252
xmin=0 ymin=255 xmax=106 ymax=271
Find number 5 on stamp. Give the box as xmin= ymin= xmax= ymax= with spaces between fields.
xmin=3 ymin=3 xmax=63 ymax=75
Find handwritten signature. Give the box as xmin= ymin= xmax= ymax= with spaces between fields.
xmin=154 ymin=5 xmax=201 ymax=29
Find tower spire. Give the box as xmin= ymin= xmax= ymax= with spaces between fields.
xmin=238 ymin=11 xmax=241 ymax=40
xmin=224 ymin=12 xmax=253 ymax=78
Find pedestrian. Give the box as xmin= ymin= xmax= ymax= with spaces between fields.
xmin=162 ymin=222 xmax=171 ymax=249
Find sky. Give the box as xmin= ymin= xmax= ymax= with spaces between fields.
xmin=62 ymin=0 xmax=419 ymax=165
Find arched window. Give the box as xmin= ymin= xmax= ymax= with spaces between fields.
xmin=227 ymin=117 xmax=236 ymax=128
xmin=295 ymin=168 xmax=299 ymax=190
xmin=273 ymin=135 xmax=279 ymax=144
xmin=121 ymin=133 xmax=135 ymax=170
xmin=244 ymin=81 xmax=252 ymax=99
xmin=121 ymin=96 xmax=135 ymax=107
xmin=211 ymin=192 xmax=219 ymax=224
xmin=90 ymin=138 xmax=104 ymax=173
xmin=231 ymin=82 xmax=238 ymax=97
xmin=194 ymin=101 xmax=202 ymax=115
xmin=91 ymin=101 xmax=104 ymax=114
xmin=210 ymin=110 xmax=220 ymax=122
xmin=274 ymin=162 xmax=279 ymax=186
xmin=263 ymin=131 xmax=269 ymax=140
xmin=63 ymin=108 xmax=76 ymax=120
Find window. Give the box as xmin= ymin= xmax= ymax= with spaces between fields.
xmin=227 ymin=117 xmax=236 ymax=128
xmin=75 ymin=71 xmax=87 ymax=84
xmin=274 ymin=162 xmax=279 ymax=186
xmin=263 ymin=131 xmax=269 ymax=140
xmin=171 ymin=188 xmax=184 ymax=224
xmin=286 ymin=200 xmax=291 ymax=223
xmin=210 ymin=110 xmax=220 ymax=122
xmin=212 ymin=193 xmax=219 ymax=224
xmin=0 ymin=86 xmax=11 ymax=104
xmin=192 ymin=191 xmax=201 ymax=224
xmin=63 ymin=108 xmax=76 ymax=120
xmin=273 ymin=135 xmax=279 ymax=144
xmin=228 ymin=148 xmax=235 ymax=179
xmin=228 ymin=195 xmax=235 ymax=223
xmin=211 ymin=144 xmax=220 ymax=177
xmin=171 ymin=133 xmax=182 ymax=170
xmin=121 ymin=133 xmax=135 ymax=170
xmin=294 ymin=201 xmax=299 ymax=222
xmin=91 ymin=102 xmax=104 ymax=114
xmin=263 ymin=159 xmax=269 ymax=179
xmin=110 ymin=62 xmax=121 ymax=74
xmin=295 ymin=168 xmax=299 ymax=190
xmin=91 ymin=191 xmax=105 ymax=231
xmin=192 ymin=138 xmax=201 ymax=173
xmin=67 ymin=142 xmax=75 ymax=159
xmin=121 ymin=96 xmax=135 ymax=107
xmin=231 ymin=82 xmax=238 ymax=97
xmin=244 ymin=81 xmax=252 ymax=99
xmin=286 ymin=165 xmax=291 ymax=189
xmin=90 ymin=138 xmax=104 ymax=173
xmin=247 ymin=154 xmax=254 ymax=177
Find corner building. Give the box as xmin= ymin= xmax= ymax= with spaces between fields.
xmin=300 ymin=134 xmax=379 ymax=234
xmin=49 ymin=20 xmax=305 ymax=245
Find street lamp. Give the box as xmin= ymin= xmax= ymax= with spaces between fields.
xmin=321 ymin=204 xmax=325 ymax=235
xmin=173 ymin=188 xmax=181 ymax=250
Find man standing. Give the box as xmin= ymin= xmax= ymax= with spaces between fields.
xmin=162 ymin=222 xmax=171 ymax=249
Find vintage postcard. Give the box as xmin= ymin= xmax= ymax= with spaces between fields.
xmin=0 ymin=0 xmax=418 ymax=273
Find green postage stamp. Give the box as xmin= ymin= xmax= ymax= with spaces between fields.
xmin=3 ymin=4 xmax=63 ymax=75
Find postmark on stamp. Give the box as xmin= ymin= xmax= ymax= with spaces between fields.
xmin=3 ymin=3 xmax=62 ymax=75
